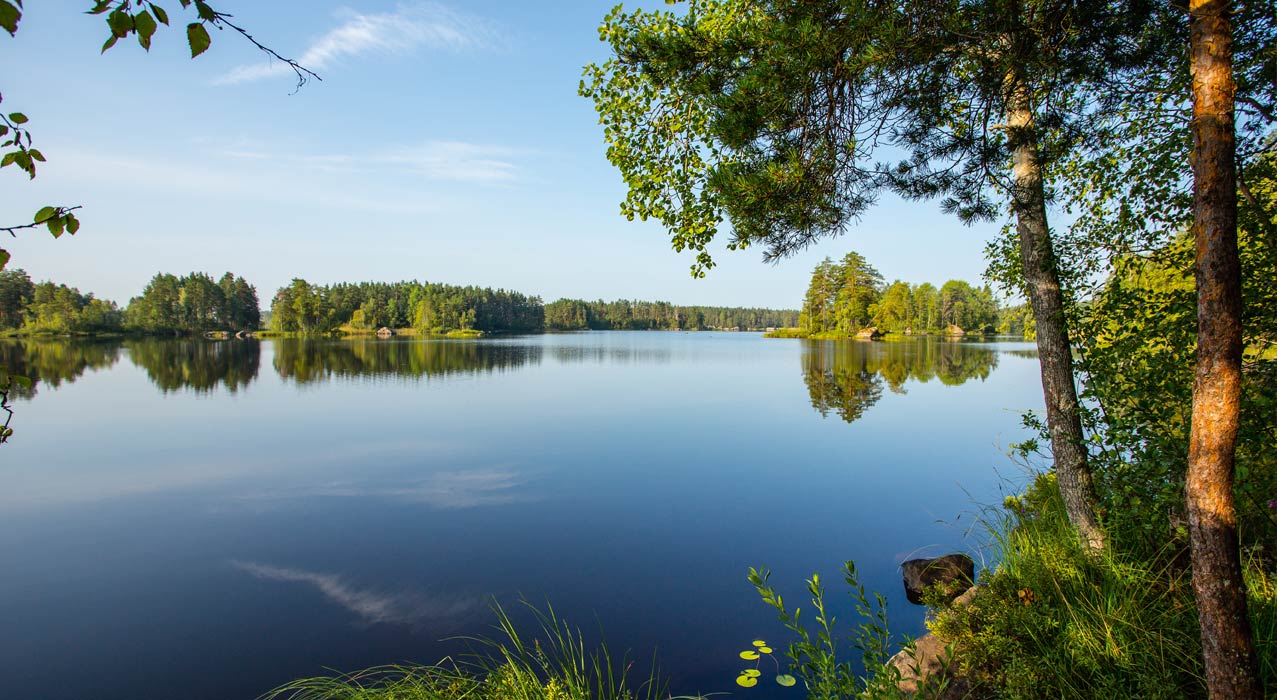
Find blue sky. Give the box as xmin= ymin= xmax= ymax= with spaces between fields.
xmin=2 ymin=1 xmax=1004 ymax=309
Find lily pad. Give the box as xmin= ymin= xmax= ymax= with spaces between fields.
xmin=776 ymin=674 xmax=797 ymax=687
xmin=758 ymin=646 xmax=773 ymax=654
xmin=752 ymin=640 xmax=768 ymax=647
xmin=742 ymin=669 xmax=761 ymax=678
xmin=736 ymin=675 xmax=758 ymax=688
xmin=739 ymin=650 xmax=760 ymax=660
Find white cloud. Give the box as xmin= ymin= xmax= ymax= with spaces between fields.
xmin=221 ymin=140 xmax=527 ymax=184
xmin=237 ymin=467 xmax=532 ymax=509
xmin=217 ymin=3 xmax=499 ymax=85
xmin=232 ymin=561 xmax=481 ymax=625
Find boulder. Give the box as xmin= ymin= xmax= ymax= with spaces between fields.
xmin=376 ymin=327 xmax=396 ymax=338
xmin=944 ymin=324 xmax=965 ymax=336
xmin=901 ymin=554 xmax=975 ymax=605
xmin=855 ymin=326 xmax=882 ymax=339
xmin=888 ymin=633 xmax=969 ymax=699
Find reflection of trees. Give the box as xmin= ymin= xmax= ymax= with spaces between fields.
xmin=272 ymin=338 xmax=542 ymax=384
xmin=125 ymin=338 xmax=261 ymax=393
xmin=0 ymin=340 xmax=122 ymax=398
xmin=801 ymin=338 xmax=1000 ymax=423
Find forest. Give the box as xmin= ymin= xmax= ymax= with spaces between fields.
xmin=544 ymin=297 xmax=797 ymax=331
xmin=795 ymin=251 xmax=1028 ymax=336
xmin=0 ymin=270 xmax=798 ymax=337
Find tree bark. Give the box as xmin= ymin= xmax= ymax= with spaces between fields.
xmin=1186 ymin=2 xmax=1262 ymax=698
xmin=1005 ymin=75 xmax=1106 ymax=551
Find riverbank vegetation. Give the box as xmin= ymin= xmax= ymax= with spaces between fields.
xmin=262 ymin=605 xmax=674 ymax=700
xmin=585 ymin=0 xmax=1277 ymax=696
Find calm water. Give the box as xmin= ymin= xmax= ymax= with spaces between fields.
xmin=0 ymin=333 xmax=1042 ymax=699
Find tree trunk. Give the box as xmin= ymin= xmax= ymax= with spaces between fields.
xmin=1186 ymin=2 xmax=1262 ymax=697
xmin=1005 ymin=75 xmax=1105 ymax=551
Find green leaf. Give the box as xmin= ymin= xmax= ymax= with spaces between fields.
xmin=34 ymin=205 xmax=57 ymax=223
xmin=149 ymin=2 xmax=169 ymax=25
xmin=735 ymin=675 xmax=758 ymax=688
xmin=89 ymin=1 xmax=113 ymax=15
xmin=66 ymin=213 xmax=80 ymax=235
xmin=739 ymin=650 xmax=760 ymax=660
xmin=101 ymin=34 xmax=119 ymax=52
xmin=193 ymin=0 xmax=216 ymax=21
xmin=776 ymin=674 xmax=797 ymax=687
xmin=742 ymin=669 xmax=761 ymax=678
xmin=7 ymin=112 xmax=28 ymax=124
xmin=1 ymin=152 xmax=16 ymax=167
xmin=47 ymin=215 xmax=65 ymax=238
xmin=107 ymin=8 xmax=133 ymax=38
xmin=135 ymin=10 xmax=157 ymax=50
xmin=187 ymin=22 xmax=210 ymax=58
xmin=0 ymin=249 xmax=8 ymax=270
xmin=752 ymin=640 xmax=768 ymax=647
xmin=757 ymin=646 xmax=772 ymax=654
xmin=0 ymin=0 xmax=20 ymax=36
xmin=27 ymin=148 xmax=43 ymax=162
xmin=12 ymin=374 xmax=30 ymax=389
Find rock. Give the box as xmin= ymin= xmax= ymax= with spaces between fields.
xmin=901 ymin=554 xmax=975 ymax=605
xmin=855 ymin=326 xmax=882 ymax=339
xmin=944 ymin=324 xmax=966 ymax=336
xmin=376 ymin=327 xmax=396 ymax=338
xmin=888 ymin=633 xmax=970 ymax=699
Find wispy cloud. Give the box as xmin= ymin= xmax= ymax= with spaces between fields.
xmin=217 ymin=3 xmax=500 ymax=85
xmin=232 ymin=560 xmax=481 ymax=626
xmin=237 ymin=468 xmax=532 ymax=509
xmin=221 ymin=140 xmax=526 ymax=184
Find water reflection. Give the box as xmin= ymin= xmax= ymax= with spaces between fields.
xmin=231 ymin=561 xmax=481 ymax=628
xmin=125 ymin=338 xmax=261 ymax=394
xmin=0 ymin=340 xmax=122 ymax=398
xmin=273 ymin=338 xmax=542 ymax=384
xmin=802 ymin=339 xmax=1000 ymax=423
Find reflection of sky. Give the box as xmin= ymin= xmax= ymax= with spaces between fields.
xmin=236 ymin=468 xmax=531 ymax=509
xmin=231 ymin=561 xmax=481 ymax=627
xmin=0 ymin=333 xmax=1047 ymax=700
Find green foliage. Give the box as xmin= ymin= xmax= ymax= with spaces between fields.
xmin=124 ymin=271 xmax=259 ymax=334
xmin=1060 ymin=156 xmax=1277 ymax=550
xmin=747 ymin=561 xmax=903 ymax=700
xmin=270 ymin=280 xmax=544 ymax=336
xmin=733 ymin=640 xmax=793 ymax=688
xmin=19 ymin=279 xmax=122 ymax=334
xmin=543 ymin=298 xmax=797 ymax=331
xmin=263 ymin=603 xmax=674 ymax=700
xmin=799 ymin=252 xmax=999 ymax=336
xmin=926 ymin=473 xmax=1276 ymax=699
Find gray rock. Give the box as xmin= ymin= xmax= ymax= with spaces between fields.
xmin=901 ymin=554 xmax=975 ymax=605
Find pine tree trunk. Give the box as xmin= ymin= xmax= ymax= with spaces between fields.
xmin=1005 ymin=75 xmax=1105 ymax=551
xmin=1186 ymin=2 xmax=1261 ymax=697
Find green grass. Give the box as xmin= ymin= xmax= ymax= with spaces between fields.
xmin=763 ymin=327 xmax=809 ymax=338
xmin=261 ymin=604 xmax=685 ymax=700
xmin=924 ymin=473 xmax=1277 ymax=699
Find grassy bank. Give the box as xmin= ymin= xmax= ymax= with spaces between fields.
xmin=262 ymin=605 xmax=676 ymax=700
xmin=915 ymin=474 xmax=1277 ymax=698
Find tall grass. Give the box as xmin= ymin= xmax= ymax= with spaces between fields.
xmin=260 ymin=603 xmax=678 ymax=700
xmin=926 ymin=472 xmax=1277 ymax=699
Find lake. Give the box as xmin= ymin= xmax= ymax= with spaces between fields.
xmin=0 ymin=333 xmax=1043 ymax=699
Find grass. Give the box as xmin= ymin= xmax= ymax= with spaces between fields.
xmin=923 ymin=472 xmax=1277 ymax=699
xmin=261 ymin=604 xmax=682 ymax=700
xmin=763 ymin=327 xmax=809 ymax=338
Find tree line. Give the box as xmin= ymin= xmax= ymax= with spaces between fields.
xmin=0 ymin=269 xmax=259 ymax=335
xmin=544 ymin=298 xmax=798 ymax=331
xmin=799 ymin=251 xmax=1010 ymax=336
xmin=0 ymin=269 xmax=798 ymax=336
